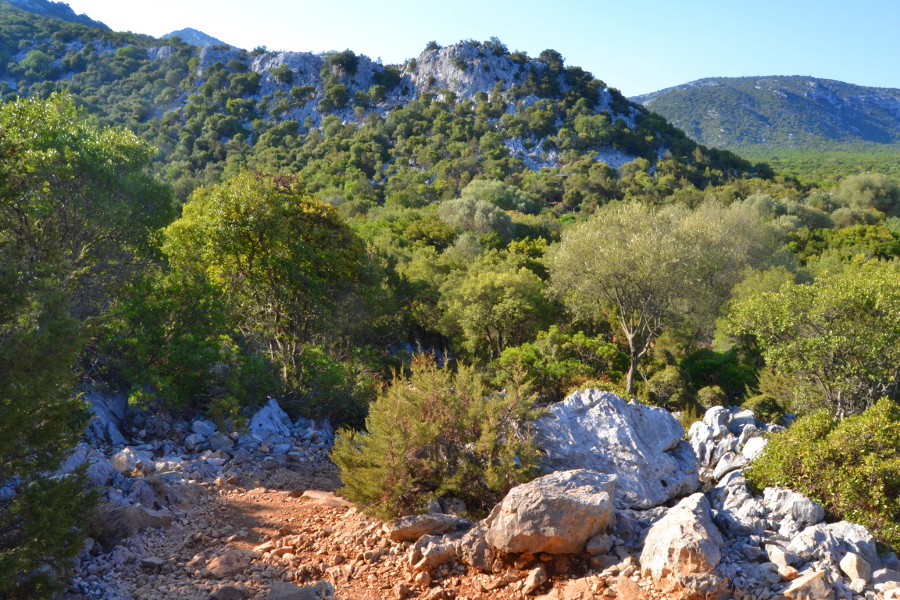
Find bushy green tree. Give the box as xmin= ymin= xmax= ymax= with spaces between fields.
xmin=548 ymin=201 xmax=782 ymax=393
xmin=832 ymin=173 xmax=900 ymax=217
xmin=163 ymin=172 xmax=366 ymax=392
xmin=726 ymin=259 xmax=900 ymax=417
xmin=460 ymin=179 xmax=540 ymax=214
xmin=331 ymin=356 xmax=541 ymax=518
xmin=439 ymin=260 xmax=553 ymax=360
xmin=492 ymin=326 xmax=626 ymax=403
xmin=438 ymin=197 xmax=514 ymax=243
xmin=0 ymin=93 xmax=166 ymax=597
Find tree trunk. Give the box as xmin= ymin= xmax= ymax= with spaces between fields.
xmin=625 ymin=355 xmax=638 ymax=395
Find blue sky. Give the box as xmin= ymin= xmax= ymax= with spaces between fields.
xmin=63 ymin=0 xmax=900 ymax=97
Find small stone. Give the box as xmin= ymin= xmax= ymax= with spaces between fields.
xmin=212 ymin=585 xmax=248 ymax=600
xmin=139 ymin=556 xmax=165 ymax=570
xmin=782 ymin=570 xmax=834 ymax=600
xmin=414 ymin=571 xmax=431 ymax=586
xmin=586 ymin=533 xmax=614 ymax=556
xmin=841 ymin=552 xmax=873 ymax=582
xmin=523 ymin=564 xmax=548 ymax=594
xmin=393 ymin=583 xmax=411 ymax=599
xmin=779 ymin=565 xmax=799 ymax=581
xmin=207 ymin=549 xmax=251 ymax=579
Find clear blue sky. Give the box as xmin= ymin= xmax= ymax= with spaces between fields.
xmin=63 ymin=0 xmax=900 ymax=97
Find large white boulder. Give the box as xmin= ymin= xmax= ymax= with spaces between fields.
xmin=533 ymin=390 xmax=698 ymax=508
xmin=484 ymin=469 xmax=615 ymax=554
xmin=639 ymin=492 xmax=727 ymax=598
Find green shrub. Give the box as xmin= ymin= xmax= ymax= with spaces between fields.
xmin=746 ymin=399 xmax=900 ymax=551
xmin=331 ymin=356 xmax=541 ymax=519
xmin=742 ymin=394 xmax=785 ymax=424
xmin=697 ymin=385 xmax=726 ymax=408
xmin=643 ymin=365 xmax=692 ymax=410
xmin=492 ymin=326 xmax=626 ymax=403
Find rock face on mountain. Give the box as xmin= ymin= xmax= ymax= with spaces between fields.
xmin=633 ymin=76 xmax=900 ymax=149
xmin=163 ymin=27 xmax=230 ymax=48
xmin=533 ymin=390 xmax=699 ymax=509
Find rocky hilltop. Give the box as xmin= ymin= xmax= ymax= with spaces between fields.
xmin=55 ymin=389 xmax=900 ymax=600
xmin=1 ymin=0 xmax=752 ymax=195
xmin=163 ymin=28 xmax=231 ymax=49
xmin=632 ymin=76 xmax=900 ymax=149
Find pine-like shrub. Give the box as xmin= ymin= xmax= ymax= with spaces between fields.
xmin=746 ymin=398 xmax=900 ymax=551
xmin=331 ymin=356 xmax=541 ymax=519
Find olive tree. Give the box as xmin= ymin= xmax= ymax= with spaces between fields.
xmin=548 ymin=201 xmax=782 ymax=393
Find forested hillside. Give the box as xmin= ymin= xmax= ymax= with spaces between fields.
xmin=0 ymin=1 xmax=760 ymax=204
xmin=633 ymin=75 xmax=900 ymax=151
xmin=2 ymin=2 xmax=900 ymax=596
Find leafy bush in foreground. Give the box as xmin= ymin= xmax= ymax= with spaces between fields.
xmin=746 ymin=399 xmax=900 ymax=551
xmin=331 ymin=356 xmax=541 ymax=519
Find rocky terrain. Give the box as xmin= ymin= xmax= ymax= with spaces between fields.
xmin=53 ymin=390 xmax=899 ymax=600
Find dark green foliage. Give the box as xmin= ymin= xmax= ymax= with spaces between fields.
xmin=270 ymin=64 xmax=293 ymax=83
xmin=0 ymin=92 xmax=165 ymax=598
xmin=97 ymin=271 xmax=234 ymax=409
xmin=696 ymin=385 xmax=726 ymax=408
xmin=160 ymin=172 xmax=375 ymax=419
xmin=787 ymin=224 xmax=900 ymax=266
xmin=492 ymin=326 xmax=626 ymax=403
xmin=746 ymin=399 xmax=900 ymax=551
xmin=331 ymin=356 xmax=541 ymax=518
xmin=325 ymin=50 xmax=358 ymax=75
xmin=726 ymin=259 xmax=900 ymax=417
xmin=642 ymin=365 xmax=692 ymax=410
xmin=680 ymin=348 xmax=758 ymax=402
xmin=741 ymin=394 xmax=785 ymax=424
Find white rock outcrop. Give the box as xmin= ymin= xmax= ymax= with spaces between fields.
xmin=533 ymin=390 xmax=698 ymax=509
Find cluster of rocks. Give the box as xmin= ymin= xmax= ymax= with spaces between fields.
xmin=61 ymin=395 xmax=338 ymax=599
xmin=688 ymin=404 xmax=776 ymax=485
xmin=59 ymin=387 xmax=900 ymax=600
xmin=377 ymin=391 xmax=900 ymax=600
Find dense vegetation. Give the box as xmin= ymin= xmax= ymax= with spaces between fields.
xmin=2 ymin=4 xmax=900 ymax=593
xmin=747 ymin=399 xmax=900 ymax=550
xmin=0 ymin=92 xmax=167 ymax=597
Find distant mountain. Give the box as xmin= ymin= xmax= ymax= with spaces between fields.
xmin=632 ymin=76 xmax=900 ymax=150
xmin=5 ymin=0 xmax=107 ymax=28
xmin=163 ymin=27 xmax=231 ymax=48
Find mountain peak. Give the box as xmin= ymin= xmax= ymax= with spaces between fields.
xmin=163 ymin=27 xmax=232 ymax=49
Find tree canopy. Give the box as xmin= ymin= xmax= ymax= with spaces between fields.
xmin=726 ymin=259 xmax=900 ymax=417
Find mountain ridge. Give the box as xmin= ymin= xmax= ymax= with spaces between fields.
xmin=631 ymin=75 xmax=900 ymax=150
xmin=4 ymin=0 xmax=107 ymax=28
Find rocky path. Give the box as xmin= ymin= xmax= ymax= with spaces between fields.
xmin=58 ymin=392 xmax=900 ymax=600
